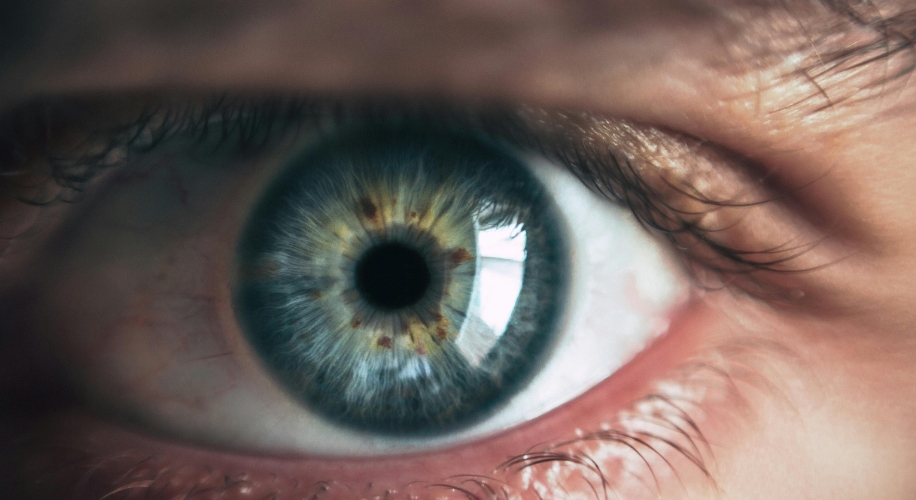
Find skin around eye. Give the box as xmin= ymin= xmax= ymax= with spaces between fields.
xmin=4 ymin=85 xmax=916 ymax=499
xmin=4 ymin=1 xmax=916 ymax=499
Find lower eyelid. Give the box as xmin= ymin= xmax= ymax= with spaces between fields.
xmin=4 ymin=300 xmax=752 ymax=500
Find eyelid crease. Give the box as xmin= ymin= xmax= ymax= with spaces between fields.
xmin=0 ymin=95 xmax=832 ymax=304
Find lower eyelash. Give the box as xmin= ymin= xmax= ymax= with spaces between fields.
xmin=3 ymin=337 xmax=798 ymax=500
xmin=492 ymin=337 xmax=800 ymax=500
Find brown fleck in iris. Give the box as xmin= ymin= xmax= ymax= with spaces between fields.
xmin=359 ymin=198 xmax=378 ymax=220
xmin=378 ymin=336 xmax=393 ymax=349
xmin=409 ymin=211 xmax=418 ymax=218
xmin=436 ymin=326 xmax=448 ymax=340
xmin=351 ymin=318 xmax=363 ymax=328
xmin=309 ymin=291 xmax=322 ymax=299
xmin=450 ymin=248 xmax=474 ymax=265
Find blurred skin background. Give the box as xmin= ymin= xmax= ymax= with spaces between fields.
xmin=1 ymin=0 xmax=916 ymax=498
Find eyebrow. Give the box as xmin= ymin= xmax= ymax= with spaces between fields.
xmin=0 ymin=0 xmax=913 ymax=115
xmin=781 ymin=0 xmax=916 ymax=111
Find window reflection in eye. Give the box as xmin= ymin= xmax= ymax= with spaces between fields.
xmin=232 ymin=121 xmax=576 ymax=442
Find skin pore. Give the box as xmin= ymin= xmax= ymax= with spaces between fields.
xmin=2 ymin=0 xmax=916 ymax=499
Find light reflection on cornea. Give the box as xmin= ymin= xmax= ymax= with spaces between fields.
xmin=455 ymin=216 xmax=527 ymax=367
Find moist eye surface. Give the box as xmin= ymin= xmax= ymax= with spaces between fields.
xmin=233 ymin=124 xmax=568 ymax=435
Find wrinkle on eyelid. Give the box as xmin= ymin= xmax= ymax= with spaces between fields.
xmin=0 ymin=0 xmax=866 ymax=113
xmin=0 ymin=0 xmax=723 ymax=102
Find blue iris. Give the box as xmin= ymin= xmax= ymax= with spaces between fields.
xmin=234 ymin=124 xmax=568 ymax=435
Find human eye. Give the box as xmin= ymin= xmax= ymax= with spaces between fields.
xmin=5 ymin=95 xmax=693 ymax=453
xmin=4 ymin=1 xmax=916 ymax=500
xmin=2 ymin=95 xmax=708 ymax=487
xmin=0 ymin=92 xmax=840 ymax=497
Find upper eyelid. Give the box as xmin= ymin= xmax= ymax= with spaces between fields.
xmin=0 ymin=95 xmax=823 ymax=296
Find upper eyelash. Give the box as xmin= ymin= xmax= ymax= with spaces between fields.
xmin=473 ymin=111 xmax=828 ymax=289
xmin=0 ymin=96 xmax=322 ymax=206
xmin=0 ymin=95 xmax=808 ymax=289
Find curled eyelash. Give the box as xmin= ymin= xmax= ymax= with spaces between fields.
xmin=0 ymin=96 xmax=322 ymax=206
xmin=475 ymin=108 xmax=838 ymax=305
xmin=0 ymin=96 xmax=337 ymax=260
xmin=473 ymin=337 xmax=801 ymax=500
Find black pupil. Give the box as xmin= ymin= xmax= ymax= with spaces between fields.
xmin=356 ymin=243 xmax=431 ymax=310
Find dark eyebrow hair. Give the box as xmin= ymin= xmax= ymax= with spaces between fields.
xmin=785 ymin=0 xmax=916 ymax=111
xmin=0 ymin=0 xmax=912 ymax=117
